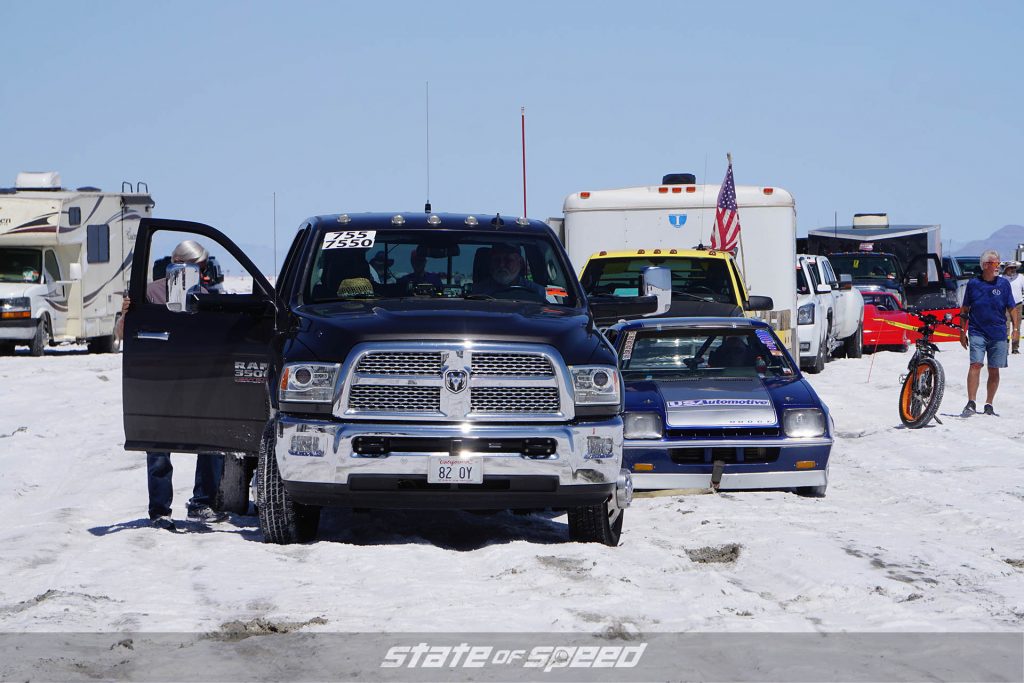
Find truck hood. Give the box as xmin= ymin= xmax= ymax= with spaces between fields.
xmin=0 ymin=282 xmax=38 ymax=299
xmin=294 ymin=298 xmax=612 ymax=366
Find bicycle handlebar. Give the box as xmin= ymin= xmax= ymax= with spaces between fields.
xmin=905 ymin=307 xmax=962 ymax=330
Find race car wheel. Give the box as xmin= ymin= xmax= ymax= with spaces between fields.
xmin=257 ymin=421 xmax=320 ymax=543
xmin=568 ymin=497 xmax=623 ymax=546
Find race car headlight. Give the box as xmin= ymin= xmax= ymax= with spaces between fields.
xmin=783 ymin=408 xmax=826 ymax=438
xmin=624 ymin=412 xmax=662 ymax=439
xmin=279 ymin=362 xmax=341 ymax=403
xmin=568 ymin=365 xmax=621 ymax=405
xmin=797 ymin=303 xmax=815 ymax=325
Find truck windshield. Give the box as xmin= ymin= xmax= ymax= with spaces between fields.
xmin=620 ymin=328 xmax=795 ymax=379
xmin=305 ymin=230 xmax=578 ymax=307
xmin=828 ymin=254 xmax=900 ymax=280
xmin=0 ymin=248 xmax=42 ymax=283
xmin=581 ymin=257 xmax=737 ymax=304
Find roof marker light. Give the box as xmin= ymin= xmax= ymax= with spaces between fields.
xmin=671 ymin=187 xmax=681 ymax=193
xmin=391 ymin=214 xmax=405 ymax=225
xmin=637 ymin=249 xmax=646 ymax=254
xmin=654 ymin=249 xmax=662 ymax=254
xmin=686 ymin=186 xmax=697 ymax=193
xmin=580 ymin=191 xmax=591 ymax=199
xmin=763 ymin=187 xmax=775 ymax=195
xmin=465 ymin=216 xmax=479 ymax=226
xmin=337 ymin=214 xmax=351 ymax=224
xmin=599 ymin=250 xmax=607 ymax=256
xmin=427 ymin=214 xmax=441 ymax=226
xmin=658 ymin=187 xmax=668 ymax=194
xmin=670 ymin=249 xmax=677 ymax=254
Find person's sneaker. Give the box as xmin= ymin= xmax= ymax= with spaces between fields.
xmin=1013 ymin=348 xmax=1020 ymax=354
xmin=960 ymin=400 xmax=977 ymax=417
xmin=186 ymin=506 xmax=228 ymax=523
xmin=150 ymin=516 xmax=177 ymax=531
xmin=984 ymin=404 xmax=996 ymax=416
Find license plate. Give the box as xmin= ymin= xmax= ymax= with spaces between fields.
xmin=427 ymin=456 xmax=483 ymax=484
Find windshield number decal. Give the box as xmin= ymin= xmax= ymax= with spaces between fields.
xmin=755 ymin=329 xmax=784 ymax=356
xmin=620 ymin=331 xmax=637 ymax=360
xmin=322 ymin=230 xmax=376 ymax=250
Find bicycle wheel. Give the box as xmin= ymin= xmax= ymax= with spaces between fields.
xmin=898 ymin=357 xmax=945 ymax=428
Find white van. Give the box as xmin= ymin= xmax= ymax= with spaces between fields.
xmin=556 ymin=174 xmax=798 ymax=356
xmin=0 ymin=172 xmax=154 ymax=355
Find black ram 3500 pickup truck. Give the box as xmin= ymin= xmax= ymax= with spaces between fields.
xmin=121 ymin=213 xmax=669 ymax=545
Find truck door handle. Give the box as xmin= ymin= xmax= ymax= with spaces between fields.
xmin=136 ymin=331 xmax=170 ymax=341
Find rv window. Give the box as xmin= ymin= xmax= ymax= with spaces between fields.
xmin=43 ymin=250 xmax=61 ymax=284
xmin=68 ymin=207 xmax=81 ymax=226
xmin=87 ymin=224 xmax=110 ymax=263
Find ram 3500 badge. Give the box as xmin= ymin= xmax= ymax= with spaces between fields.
xmin=121 ymin=213 xmax=670 ymax=545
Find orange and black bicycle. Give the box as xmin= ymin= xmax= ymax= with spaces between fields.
xmin=898 ymin=309 xmax=961 ymax=428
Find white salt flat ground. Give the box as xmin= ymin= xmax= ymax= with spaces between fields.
xmin=0 ymin=342 xmax=1021 ymax=634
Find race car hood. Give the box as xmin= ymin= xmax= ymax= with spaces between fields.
xmin=628 ymin=377 xmax=779 ymax=427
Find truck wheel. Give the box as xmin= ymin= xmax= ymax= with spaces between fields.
xmin=29 ymin=318 xmax=49 ymax=357
xmin=87 ymin=333 xmax=116 ymax=354
xmin=216 ymin=454 xmax=256 ymax=514
xmin=844 ymin=322 xmax=863 ymax=359
xmin=257 ymin=422 xmax=320 ymax=543
xmin=804 ymin=337 xmax=825 ymax=374
xmin=567 ymin=497 xmax=623 ymax=546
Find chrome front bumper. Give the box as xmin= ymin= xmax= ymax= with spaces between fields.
xmin=275 ymin=415 xmax=625 ymax=489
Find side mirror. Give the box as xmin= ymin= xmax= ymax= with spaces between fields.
xmin=641 ymin=266 xmax=671 ymax=316
xmin=744 ymin=295 xmax=774 ymax=311
xmin=815 ymin=284 xmax=832 ymax=294
xmin=69 ymin=263 xmax=82 ymax=280
xmin=838 ymin=274 xmax=853 ymax=290
xmin=166 ymin=263 xmax=202 ymax=313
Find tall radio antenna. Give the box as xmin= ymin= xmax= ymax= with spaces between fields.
xmin=521 ymin=106 xmax=527 ymax=217
xmin=424 ymin=82 xmax=431 ymax=214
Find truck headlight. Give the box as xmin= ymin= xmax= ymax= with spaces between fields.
xmin=279 ymin=362 xmax=341 ymax=403
xmin=624 ymin=412 xmax=662 ymax=439
xmin=0 ymin=297 xmax=32 ymax=319
xmin=783 ymin=408 xmax=826 ymax=438
xmin=797 ymin=303 xmax=815 ymax=325
xmin=568 ymin=365 xmax=621 ymax=405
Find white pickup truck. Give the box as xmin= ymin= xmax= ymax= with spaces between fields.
xmin=796 ymin=254 xmax=865 ymax=373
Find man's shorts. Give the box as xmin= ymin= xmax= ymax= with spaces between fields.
xmin=969 ymin=333 xmax=1008 ymax=368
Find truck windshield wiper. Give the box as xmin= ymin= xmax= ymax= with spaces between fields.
xmin=462 ymin=294 xmax=496 ymax=300
xmin=671 ymin=290 xmax=715 ymax=302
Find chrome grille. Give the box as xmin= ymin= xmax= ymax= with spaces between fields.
xmin=348 ymin=385 xmax=441 ymax=412
xmin=472 ymin=353 xmax=554 ymax=376
xmin=355 ymin=352 xmax=443 ymax=376
xmin=471 ymin=387 xmax=560 ymax=413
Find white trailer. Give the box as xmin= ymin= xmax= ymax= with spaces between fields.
xmin=557 ymin=175 xmax=798 ymax=355
xmin=0 ymin=172 xmax=154 ymax=355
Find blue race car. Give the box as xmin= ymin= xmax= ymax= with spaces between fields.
xmin=607 ymin=317 xmax=833 ymax=496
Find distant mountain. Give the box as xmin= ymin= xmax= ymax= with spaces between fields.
xmin=953 ymin=225 xmax=1024 ymax=259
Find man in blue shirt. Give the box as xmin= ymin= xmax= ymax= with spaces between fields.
xmin=959 ymin=250 xmax=1019 ymax=416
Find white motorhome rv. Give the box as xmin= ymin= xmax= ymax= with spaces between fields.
xmin=0 ymin=172 xmax=154 ymax=355
xmin=557 ymin=174 xmax=798 ymax=355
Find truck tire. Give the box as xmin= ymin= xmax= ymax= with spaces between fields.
xmin=803 ymin=333 xmax=826 ymax=374
xmin=257 ymin=422 xmax=320 ymax=543
xmin=87 ymin=333 xmax=116 ymax=354
xmin=29 ymin=318 xmax=49 ymax=357
xmin=216 ymin=454 xmax=256 ymax=514
xmin=844 ymin=322 xmax=864 ymax=359
xmin=567 ymin=498 xmax=623 ymax=546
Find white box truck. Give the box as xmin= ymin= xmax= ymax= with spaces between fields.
xmin=0 ymin=172 xmax=153 ymax=355
xmin=557 ymin=174 xmax=798 ymax=356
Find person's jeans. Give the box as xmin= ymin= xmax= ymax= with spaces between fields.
xmin=146 ymin=452 xmax=224 ymax=519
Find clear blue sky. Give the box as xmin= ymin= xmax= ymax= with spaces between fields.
xmin=4 ymin=1 xmax=1021 ymax=267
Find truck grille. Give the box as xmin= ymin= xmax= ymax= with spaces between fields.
xmin=355 ymin=352 xmax=443 ymax=376
xmin=471 ymin=387 xmax=560 ymax=413
xmin=342 ymin=344 xmax=568 ymax=421
xmin=471 ymin=353 xmax=554 ymax=376
xmin=348 ymin=385 xmax=441 ymax=412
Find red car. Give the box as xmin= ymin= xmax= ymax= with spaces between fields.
xmin=861 ymin=291 xmax=959 ymax=352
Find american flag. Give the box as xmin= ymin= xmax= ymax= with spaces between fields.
xmin=711 ymin=161 xmax=741 ymax=253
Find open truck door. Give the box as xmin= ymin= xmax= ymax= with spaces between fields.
xmin=122 ymin=218 xmax=275 ymax=454
xmin=904 ymin=253 xmax=957 ymax=310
